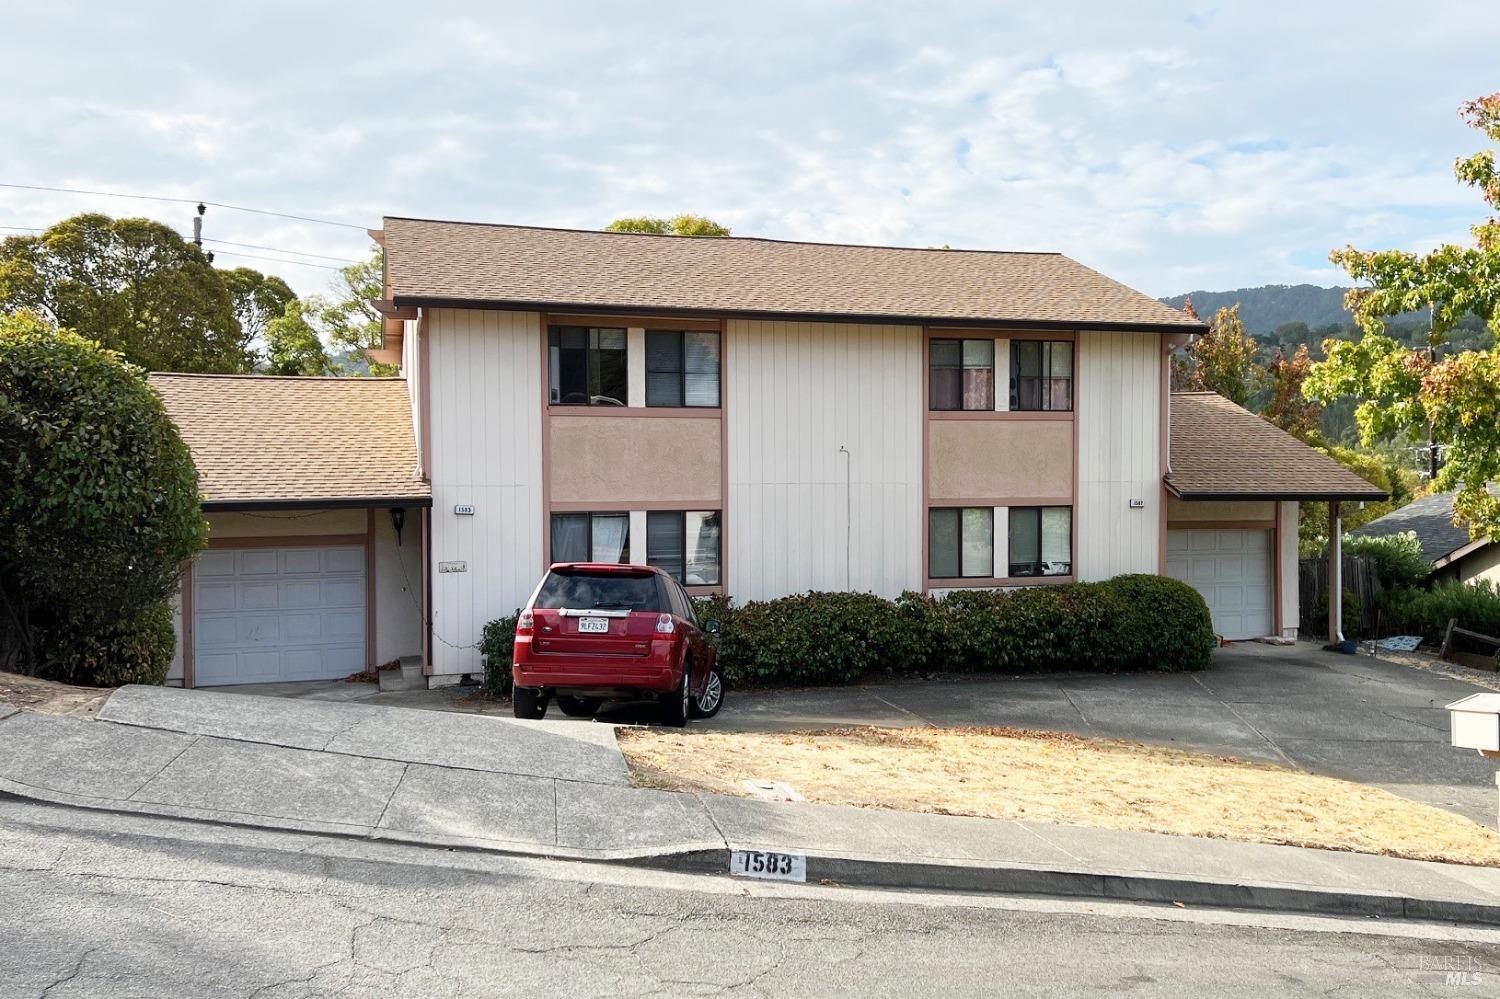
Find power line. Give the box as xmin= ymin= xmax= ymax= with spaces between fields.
xmin=0 ymin=182 xmax=370 ymax=231
xmin=3 ymin=224 xmax=359 ymax=269
xmin=200 ymin=238 xmax=359 ymax=263
xmin=208 ymin=249 xmax=345 ymax=271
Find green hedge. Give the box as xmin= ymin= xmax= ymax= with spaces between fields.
xmin=479 ymin=614 xmax=518 ymax=697
xmin=695 ymin=574 xmax=1214 ymax=688
xmin=1383 ymin=582 xmax=1500 ymax=645
xmin=42 ymin=601 xmax=175 ymax=687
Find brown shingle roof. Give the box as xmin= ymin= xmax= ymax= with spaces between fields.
xmin=1167 ymin=392 xmax=1387 ymax=501
xmin=149 ymin=374 xmax=428 ymax=509
xmin=383 ymin=217 xmax=1203 ymax=331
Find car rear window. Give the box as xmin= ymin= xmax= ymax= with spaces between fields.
xmin=534 ymin=570 xmax=666 ymax=612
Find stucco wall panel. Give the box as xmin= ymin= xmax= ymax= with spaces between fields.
xmin=549 ymin=416 xmax=721 ymax=504
xmin=1166 ymin=498 xmax=1276 ymax=522
xmin=929 ymin=420 xmax=1072 ymax=501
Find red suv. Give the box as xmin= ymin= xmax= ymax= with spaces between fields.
xmin=511 ymin=563 xmax=724 ymax=725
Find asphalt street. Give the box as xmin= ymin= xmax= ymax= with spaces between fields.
xmin=2 ymin=798 xmax=1498 ymax=998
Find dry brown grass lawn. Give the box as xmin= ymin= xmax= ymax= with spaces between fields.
xmin=0 ymin=672 xmax=112 ymax=717
xmin=618 ymin=726 xmax=1500 ymax=867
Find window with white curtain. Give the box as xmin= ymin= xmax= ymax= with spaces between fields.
xmin=1008 ymin=506 xmax=1072 ymax=576
xmin=647 ymin=510 xmax=721 ymax=585
xmin=550 ymin=512 xmax=630 ymax=564
xmin=928 ymin=507 xmax=995 ymax=579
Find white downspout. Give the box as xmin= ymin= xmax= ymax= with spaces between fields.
xmin=1329 ymin=501 xmax=1343 ymax=643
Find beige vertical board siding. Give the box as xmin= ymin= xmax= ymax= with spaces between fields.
xmin=428 ymin=308 xmax=543 ymax=675
xmin=1075 ymin=332 xmax=1162 ymax=580
xmin=403 ymin=316 xmax=423 ymax=474
xmin=1459 ymin=544 xmax=1500 ymax=585
xmin=168 ymin=587 xmax=185 ymax=683
xmin=726 ymin=320 xmax=922 ymax=599
xmin=1278 ymin=501 xmax=1300 ymax=636
xmin=626 ymin=327 xmax=646 ymax=406
xmin=374 ymin=509 xmax=423 ymax=664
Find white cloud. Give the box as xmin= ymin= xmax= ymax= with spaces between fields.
xmin=1 ymin=1 xmax=1497 ymax=297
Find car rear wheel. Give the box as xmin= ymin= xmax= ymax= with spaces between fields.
xmin=512 ymin=686 xmax=547 ymax=720
xmin=691 ymin=664 xmax=724 ymax=719
xmin=556 ymin=695 xmax=602 ymax=718
xmin=660 ymin=666 xmax=690 ymax=728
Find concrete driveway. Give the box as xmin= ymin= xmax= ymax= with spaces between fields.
xmin=681 ymin=642 xmax=1500 ymax=826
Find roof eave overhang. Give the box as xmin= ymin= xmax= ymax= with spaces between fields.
xmin=392 ymin=295 xmax=1206 ymax=335
xmin=202 ymin=495 xmax=433 ymax=512
xmin=1164 ymin=482 xmax=1389 ymax=503
xmin=1432 ymin=536 xmax=1491 ymax=570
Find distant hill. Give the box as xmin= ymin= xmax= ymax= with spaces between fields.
xmin=1160 ymin=285 xmax=1376 ymax=334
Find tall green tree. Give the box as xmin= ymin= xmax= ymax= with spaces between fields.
xmin=1173 ymin=301 xmax=1259 ymax=405
xmin=221 ymin=266 xmax=296 ymax=360
xmin=311 ymin=247 xmax=396 ymax=376
xmin=0 ymin=213 xmax=246 ymax=373
xmin=605 ymin=214 xmax=731 ymax=236
xmin=264 ymin=299 xmax=333 ymax=376
xmin=1306 ymin=93 xmax=1500 ymax=538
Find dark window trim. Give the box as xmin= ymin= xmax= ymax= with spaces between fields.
xmin=1009 ymin=340 xmax=1074 ymax=413
xmin=929 ymin=337 xmax=997 ymax=412
xmin=550 ymin=510 xmax=630 ymax=564
xmin=645 ymin=329 xmax=721 ymax=409
xmin=928 ymin=506 xmax=995 ymax=580
xmin=1008 ymin=505 xmax=1072 ymax=577
xmin=548 ymin=325 xmax=628 ymax=407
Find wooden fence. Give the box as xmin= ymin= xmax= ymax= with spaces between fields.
xmin=1298 ymin=555 xmax=1382 ymax=640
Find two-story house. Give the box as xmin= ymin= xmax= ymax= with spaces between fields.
xmin=151 ymin=218 xmax=1384 ymax=688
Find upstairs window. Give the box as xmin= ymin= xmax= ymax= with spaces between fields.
xmin=549 ymin=326 xmax=627 ymax=406
xmin=929 ymin=338 xmax=995 ymax=411
xmin=1010 ymin=340 xmax=1073 ymax=412
xmin=1008 ymin=506 xmax=1072 ymax=577
xmin=550 ymin=512 xmax=631 ymax=564
xmin=646 ymin=331 xmax=721 ymax=407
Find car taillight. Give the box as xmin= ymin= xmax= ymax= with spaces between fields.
xmin=655 ymin=614 xmax=675 ymax=634
xmin=516 ymin=610 xmax=534 ymax=635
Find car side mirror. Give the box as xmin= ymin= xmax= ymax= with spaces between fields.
xmin=705 ymin=620 xmax=720 ymax=635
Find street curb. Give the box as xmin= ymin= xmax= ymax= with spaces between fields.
xmin=4 ymin=783 xmax=1498 ymax=927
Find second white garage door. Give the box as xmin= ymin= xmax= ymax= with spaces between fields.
xmin=1165 ymin=529 xmax=1272 ymax=640
xmin=193 ymin=545 xmax=366 ymax=686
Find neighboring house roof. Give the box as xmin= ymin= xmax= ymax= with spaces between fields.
xmin=381 ymin=217 xmax=1204 ymax=332
xmin=1166 ymin=392 xmax=1388 ymax=502
xmin=1352 ymin=490 xmax=1485 ymax=565
xmin=149 ymin=373 xmax=429 ymax=510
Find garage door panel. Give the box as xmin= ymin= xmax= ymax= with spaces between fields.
xmin=324 ymin=548 xmax=364 ymax=574
xmin=281 ymin=549 xmax=323 ymax=574
xmin=193 ymin=544 xmax=365 ymax=686
xmin=1165 ymin=529 xmax=1272 ymax=641
xmin=323 ymin=579 xmax=364 ymax=607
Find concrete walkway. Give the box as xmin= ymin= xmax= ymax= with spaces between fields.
xmin=4 ymin=686 xmax=1500 ymax=926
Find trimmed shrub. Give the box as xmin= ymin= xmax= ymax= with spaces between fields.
xmin=706 ymin=575 xmax=1214 ymax=688
xmin=712 ymin=591 xmax=932 ymax=687
xmin=479 ymin=614 xmax=518 ymax=697
xmin=1384 ymin=581 xmax=1500 ymax=645
xmin=1344 ymin=532 xmax=1431 ymax=590
xmin=1 ymin=310 xmax=206 ymax=680
xmin=42 ymin=601 xmax=175 ymax=687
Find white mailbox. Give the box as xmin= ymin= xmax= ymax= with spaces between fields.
xmin=1448 ymin=693 xmax=1500 ymax=755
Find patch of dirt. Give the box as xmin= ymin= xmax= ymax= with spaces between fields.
xmin=0 ymin=672 xmax=113 ymax=717
xmin=1377 ymin=647 xmax=1500 ymax=692
xmin=619 ymin=725 xmax=1500 ymax=867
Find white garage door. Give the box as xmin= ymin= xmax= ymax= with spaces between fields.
xmin=194 ymin=545 xmax=366 ymax=686
xmin=1165 ymin=529 xmax=1272 ymax=640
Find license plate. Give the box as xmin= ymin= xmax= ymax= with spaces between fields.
xmin=578 ymin=617 xmax=610 ymax=634
xmin=729 ymin=849 xmax=806 ymax=882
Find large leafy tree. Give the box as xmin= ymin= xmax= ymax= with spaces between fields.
xmin=311 ymin=248 xmax=396 ymax=376
xmin=0 ymin=213 xmax=247 ymax=373
xmin=264 ymin=299 xmax=333 ymax=376
xmin=221 ymin=266 xmax=296 ymax=360
xmin=0 ymin=310 xmax=206 ymax=678
xmin=1173 ymin=301 xmax=1259 ymax=405
xmin=605 ymin=214 xmax=731 ymax=237
xmin=1261 ymin=345 xmax=1323 ymax=441
xmin=1306 ymin=94 xmax=1500 ymax=537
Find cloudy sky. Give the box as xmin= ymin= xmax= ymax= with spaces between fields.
xmin=3 ymin=2 xmax=1497 ymax=300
